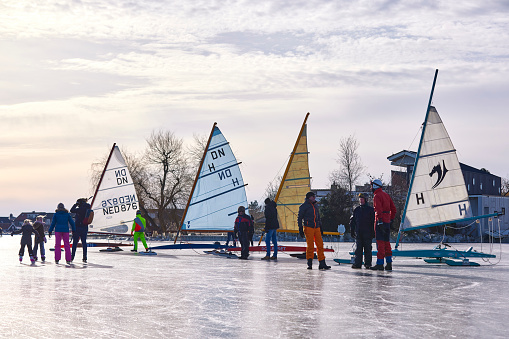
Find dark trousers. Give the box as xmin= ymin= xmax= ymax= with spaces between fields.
xmin=19 ymin=239 xmax=34 ymax=257
xmin=72 ymin=227 xmax=88 ymax=260
xmin=239 ymin=231 xmax=250 ymax=259
xmin=354 ymin=233 xmax=373 ymax=267
xmin=33 ymin=241 xmax=45 ymax=258
xmin=226 ymin=232 xmax=236 ymax=247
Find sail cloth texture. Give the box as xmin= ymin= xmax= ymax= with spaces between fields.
xmin=276 ymin=124 xmax=311 ymax=232
xmin=89 ymin=146 xmax=138 ymax=235
xmin=401 ymin=106 xmax=472 ymax=231
xmin=182 ymin=126 xmax=248 ymax=231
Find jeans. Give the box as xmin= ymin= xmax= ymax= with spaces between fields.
xmin=265 ymin=229 xmax=278 ymax=257
xmin=72 ymin=227 xmax=88 ymax=260
xmin=33 ymin=241 xmax=45 ymax=258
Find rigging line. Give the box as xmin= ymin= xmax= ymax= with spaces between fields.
xmin=407 ymin=125 xmax=423 ymax=151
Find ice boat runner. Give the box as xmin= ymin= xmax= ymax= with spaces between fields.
xmin=151 ymin=123 xmax=248 ymax=250
xmin=336 ymin=69 xmax=500 ymax=266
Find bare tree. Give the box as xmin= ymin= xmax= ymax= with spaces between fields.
xmin=502 ymin=176 xmax=509 ymax=196
xmin=187 ymin=133 xmax=208 ymax=169
xmin=136 ymin=130 xmax=194 ymax=235
xmin=264 ymin=176 xmax=282 ymax=202
xmin=332 ymin=135 xmax=364 ymax=193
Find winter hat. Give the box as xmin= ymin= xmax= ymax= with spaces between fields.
xmin=305 ymin=191 xmax=316 ymax=199
xmin=264 ymin=198 xmax=271 ymax=204
xmin=238 ymin=206 xmax=245 ymax=213
xmin=57 ymin=203 xmax=65 ymax=209
xmin=358 ymin=193 xmax=367 ymax=200
xmin=136 ymin=210 xmax=141 ymax=215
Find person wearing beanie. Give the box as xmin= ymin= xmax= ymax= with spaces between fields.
xmin=11 ymin=219 xmax=38 ymax=264
xmin=70 ymin=198 xmax=92 ymax=263
xmin=261 ymin=198 xmax=279 ymax=260
xmin=370 ymin=180 xmax=396 ymax=271
xmin=298 ymin=192 xmax=330 ymax=270
xmin=234 ymin=206 xmax=253 ymax=259
xmin=32 ymin=215 xmax=47 ymax=262
xmin=49 ymin=203 xmax=76 ymax=264
xmin=349 ymin=193 xmax=375 ymax=269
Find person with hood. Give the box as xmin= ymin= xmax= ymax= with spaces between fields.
xmin=298 ymin=192 xmax=331 ymax=270
xmin=234 ymin=206 xmax=253 ymax=260
xmin=70 ymin=198 xmax=92 ymax=263
xmin=370 ymin=179 xmax=397 ymax=271
xmin=48 ymin=203 xmax=76 ymax=264
xmin=131 ymin=210 xmax=149 ymax=252
xmin=261 ymin=198 xmax=279 ymax=260
xmin=11 ymin=219 xmax=37 ymax=264
xmin=32 ymin=215 xmax=47 ymax=262
xmin=349 ymin=193 xmax=375 ymax=269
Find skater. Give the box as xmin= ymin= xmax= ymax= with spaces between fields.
xmin=48 ymin=203 xmax=75 ymax=264
xmin=298 ymin=192 xmax=330 ymax=270
xmin=349 ymin=194 xmax=375 ymax=269
xmin=71 ymin=198 xmax=92 ymax=263
xmin=32 ymin=215 xmax=47 ymax=262
xmin=11 ymin=219 xmax=37 ymax=264
xmin=370 ymin=179 xmax=397 ymax=271
xmin=261 ymin=198 xmax=279 ymax=260
xmin=131 ymin=210 xmax=149 ymax=252
xmin=234 ymin=206 xmax=253 ymax=260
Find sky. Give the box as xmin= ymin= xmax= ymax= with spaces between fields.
xmin=1 ymin=0 xmax=509 ymax=216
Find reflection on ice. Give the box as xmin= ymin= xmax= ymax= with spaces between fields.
xmin=1 ymin=236 xmax=508 ymax=338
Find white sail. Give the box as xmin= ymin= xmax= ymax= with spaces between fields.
xmin=182 ymin=126 xmax=248 ymax=231
xmin=89 ymin=146 xmax=138 ymax=235
xmin=401 ymin=106 xmax=472 ymax=231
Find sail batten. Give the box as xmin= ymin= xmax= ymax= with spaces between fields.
xmin=89 ymin=145 xmax=139 ymax=235
xmin=181 ymin=125 xmax=248 ymax=232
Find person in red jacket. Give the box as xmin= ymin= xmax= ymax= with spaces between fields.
xmin=370 ymin=179 xmax=396 ymax=271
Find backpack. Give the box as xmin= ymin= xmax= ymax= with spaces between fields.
xmin=83 ymin=209 xmax=94 ymax=225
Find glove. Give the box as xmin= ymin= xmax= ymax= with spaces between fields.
xmin=10 ymin=232 xmax=13 ymax=236
xmin=48 ymin=232 xmax=52 ymax=238
xmin=299 ymin=227 xmax=304 ymax=238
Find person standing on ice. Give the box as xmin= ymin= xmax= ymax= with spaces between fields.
xmin=234 ymin=206 xmax=253 ymax=260
xmin=70 ymin=198 xmax=92 ymax=263
xmin=131 ymin=210 xmax=149 ymax=252
xmin=261 ymin=198 xmax=279 ymax=260
xmin=48 ymin=203 xmax=75 ymax=264
xmin=11 ymin=219 xmax=37 ymax=264
xmin=32 ymin=215 xmax=47 ymax=262
xmin=370 ymin=179 xmax=396 ymax=271
xmin=349 ymin=193 xmax=375 ymax=269
xmin=298 ymin=192 xmax=331 ymax=270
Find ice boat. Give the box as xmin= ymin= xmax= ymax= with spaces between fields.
xmin=336 ymin=69 xmax=500 ymax=266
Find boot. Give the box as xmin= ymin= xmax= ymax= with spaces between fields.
xmin=19 ymin=255 xmax=23 ymax=263
xmin=307 ymin=258 xmax=313 ymax=270
xmin=385 ymin=262 xmax=392 ymax=271
xmin=351 ymin=264 xmax=362 ymax=269
xmin=261 ymin=256 xmax=270 ymax=260
xmin=370 ymin=264 xmax=384 ymax=271
xmin=30 ymin=256 xmax=35 ymax=264
xmin=131 ymin=249 xmax=137 ymax=252
xmin=83 ymin=258 xmax=87 ymax=263
xmin=270 ymin=256 xmax=277 ymax=261
xmin=319 ymin=260 xmax=331 ymax=270
xmin=41 ymin=256 xmax=46 ymax=262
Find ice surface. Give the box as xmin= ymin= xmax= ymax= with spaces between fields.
xmin=1 ymin=235 xmax=508 ymax=338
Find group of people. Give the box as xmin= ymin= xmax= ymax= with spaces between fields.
xmin=235 ymin=179 xmax=396 ymax=271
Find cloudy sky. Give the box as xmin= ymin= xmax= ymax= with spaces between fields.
xmin=1 ymin=0 xmax=509 ymax=216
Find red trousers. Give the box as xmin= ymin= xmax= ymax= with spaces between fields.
xmin=304 ymin=226 xmax=325 ymax=261
xmin=376 ymin=240 xmax=392 ymax=259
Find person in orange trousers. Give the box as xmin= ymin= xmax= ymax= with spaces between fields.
xmin=298 ymin=192 xmax=331 ymax=270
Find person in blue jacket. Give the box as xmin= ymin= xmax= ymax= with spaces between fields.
xmin=48 ymin=203 xmax=75 ymax=264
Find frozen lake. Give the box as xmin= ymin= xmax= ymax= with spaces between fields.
xmin=1 ymin=235 xmax=508 ymax=338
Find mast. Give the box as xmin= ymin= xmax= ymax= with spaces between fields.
xmin=274 ymin=112 xmax=310 ymax=204
xmin=90 ymin=143 xmax=116 ymax=208
xmin=395 ymin=69 xmax=438 ymax=249
xmin=174 ymin=123 xmax=217 ymax=244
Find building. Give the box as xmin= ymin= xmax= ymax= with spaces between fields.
xmin=12 ymin=212 xmax=54 ymax=231
xmin=388 ymin=150 xmax=509 ymax=234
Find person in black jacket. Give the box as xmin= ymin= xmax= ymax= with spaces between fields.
xmin=261 ymin=198 xmax=279 ymax=260
xmin=350 ymin=193 xmax=375 ymax=269
xmin=70 ymin=198 xmax=91 ymax=263
xmin=234 ymin=206 xmax=253 ymax=260
xmin=12 ymin=219 xmax=38 ymax=264
xmin=298 ymin=192 xmax=331 ymax=270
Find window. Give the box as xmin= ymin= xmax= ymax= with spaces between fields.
xmin=502 ymin=208 xmax=506 ymax=215
xmin=473 ymin=178 xmax=476 ymax=185
xmin=467 ymin=184 xmax=470 ymax=191
xmin=480 ymin=183 xmax=483 ymax=190
xmin=493 ymin=179 xmax=496 ymax=186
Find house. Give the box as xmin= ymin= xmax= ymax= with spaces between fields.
xmin=13 ymin=212 xmax=54 ymax=232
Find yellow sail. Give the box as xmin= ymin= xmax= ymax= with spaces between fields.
xmin=275 ymin=113 xmax=311 ymax=232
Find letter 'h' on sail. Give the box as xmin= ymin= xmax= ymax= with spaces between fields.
xmin=275 ymin=113 xmax=311 ymax=232
xmin=89 ymin=144 xmax=139 ymax=235
xmin=175 ymin=123 xmax=248 ymax=242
